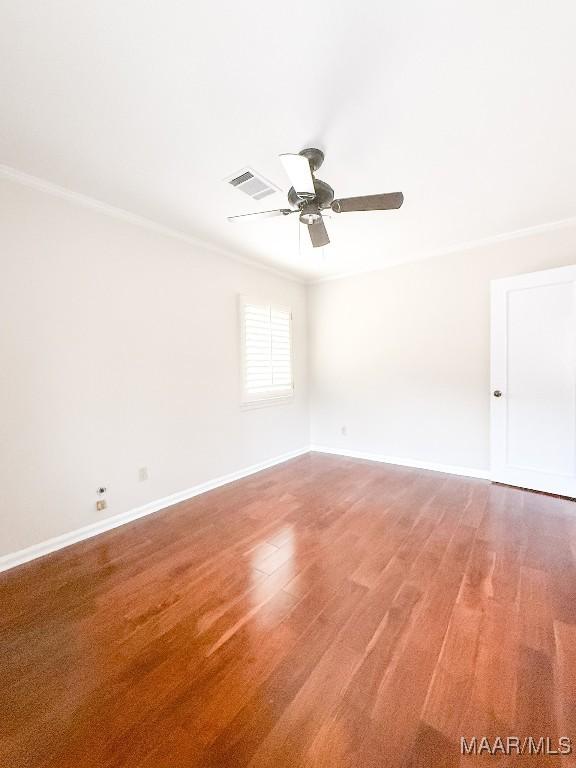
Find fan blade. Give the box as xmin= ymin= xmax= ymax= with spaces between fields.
xmin=227 ymin=209 xmax=294 ymax=223
xmin=279 ymin=153 xmax=315 ymax=198
xmin=331 ymin=192 xmax=404 ymax=213
xmin=307 ymin=217 xmax=330 ymax=248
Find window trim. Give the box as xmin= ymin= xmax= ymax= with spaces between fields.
xmin=239 ymin=296 xmax=294 ymax=408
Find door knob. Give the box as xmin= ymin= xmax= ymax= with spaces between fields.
xmin=493 ymin=390 xmax=502 ymax=397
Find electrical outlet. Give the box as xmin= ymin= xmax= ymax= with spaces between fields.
xmin=138 ymin=467 xmax=149 ymax=482
xmin=96 ymin=499 xmax=107 ymax=512
xmin=341 ymin=425 xmax=347 ymax=436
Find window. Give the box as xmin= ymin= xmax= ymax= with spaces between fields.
xmin=240 ymin=298 xmax=293 ymax=405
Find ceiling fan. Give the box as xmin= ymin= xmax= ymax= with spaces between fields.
xmin=227 ymin=148 xmax=404 ymax=248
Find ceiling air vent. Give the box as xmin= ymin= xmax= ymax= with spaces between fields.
xmin=224 ymin=168 xmax=280 ymax=201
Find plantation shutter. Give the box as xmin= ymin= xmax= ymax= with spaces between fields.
xmin=241 ymin=300 xmax=293 ymax=402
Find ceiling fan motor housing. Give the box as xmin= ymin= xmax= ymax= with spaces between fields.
xmin=299 ymin=147 xmax=324 ymax=172
xmin=288 ymin=178 xmax=334 ymax=210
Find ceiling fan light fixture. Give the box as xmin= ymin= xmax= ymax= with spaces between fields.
xmin=299 ymin=209 xmax=322 ymax=225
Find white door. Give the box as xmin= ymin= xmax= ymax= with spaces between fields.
xmin=491 ymin=264 xmax=576 ymax=497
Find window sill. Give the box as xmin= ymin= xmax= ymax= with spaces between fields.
xmin=241 ymin=395 xmax=294 ymax=410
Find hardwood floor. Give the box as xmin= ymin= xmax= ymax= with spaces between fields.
xmin=2 ymin=452 xmax=576 ymax=767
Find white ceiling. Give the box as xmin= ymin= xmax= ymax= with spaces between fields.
xmin=1 ymin=1 xmax=576 ymax=281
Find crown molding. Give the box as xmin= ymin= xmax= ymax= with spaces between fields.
xmin=0 ymin=164 xmax=305 ymax=284
xmin=310 ymin=215 xmax=576 ymax=285
xmin=4 ymin=164 xmax=575 ymax=287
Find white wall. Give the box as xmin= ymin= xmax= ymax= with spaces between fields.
xmin=3 ymin=169 xmax=576 ymax=564
xmin=309 ymin=225 xmax=576 ymax=473
xmin=0 ymin=177 xmax=308 ymax=557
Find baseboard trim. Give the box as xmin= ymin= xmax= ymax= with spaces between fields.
xmin=310 ymin=445 xmax=490 ymax=480
xmin=0 ymin=445 xmax=491 ymax=574
xmin=0 ymin=447 xmax=310 ymax=574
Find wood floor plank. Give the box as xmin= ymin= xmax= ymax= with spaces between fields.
xmin=1 ymin=452 xmax=575 ymax=768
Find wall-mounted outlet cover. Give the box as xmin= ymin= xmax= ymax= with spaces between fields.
xmin=96 ymin=499 xmax=107 ymax=512
xmin=139 ymin=467 xmax=149 ymax=482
